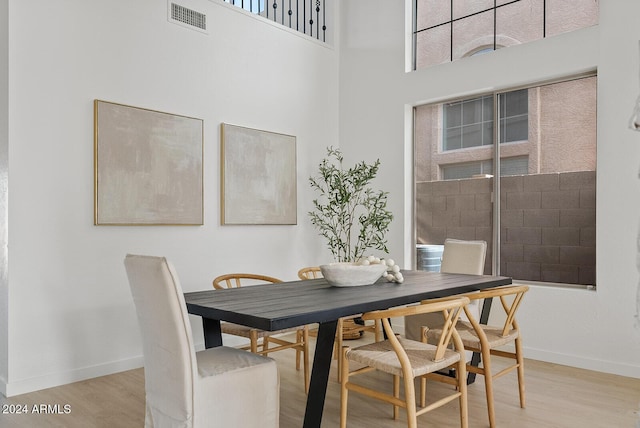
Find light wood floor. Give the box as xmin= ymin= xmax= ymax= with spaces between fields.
xmin=1 ymin=334 xmax=639 ymax=428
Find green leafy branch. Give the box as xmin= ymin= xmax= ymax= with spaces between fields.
xmin=308 ymin=147 xmax=393 ymax=262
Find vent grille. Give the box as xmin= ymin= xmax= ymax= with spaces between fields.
xmin=170 ymin=2 xmax=207 ymax=32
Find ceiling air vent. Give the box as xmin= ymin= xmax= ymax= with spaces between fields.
xmin=168 ymin=2 xmax=207 ymax=33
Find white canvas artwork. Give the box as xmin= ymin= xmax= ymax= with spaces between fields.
xmin=94 ymin=100 xmax=204 ymax=225
xmin=221 ymin=123 xmax=297 ymax=225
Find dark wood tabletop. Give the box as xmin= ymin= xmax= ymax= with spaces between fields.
xmin=184 ymin=270 xmax=511 ymax=428
xmin=184 ymin=270 xmax=511 ymax=330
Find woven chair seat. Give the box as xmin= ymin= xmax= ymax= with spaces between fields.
xmin=428 ymin=320 xmax=520 ymax=350
xmin=347 ymin=336 xmax=461 ymax=378
xmin=221 ymin=322 xmax=300 ymax=338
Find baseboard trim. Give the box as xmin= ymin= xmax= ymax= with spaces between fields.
xmin=2 ymin=356 xmax=144 ymax=397
xmin=0 ymin=374 xmax=7 ymax=398
xmin=524 ymin=346 xmax=640 ymax=379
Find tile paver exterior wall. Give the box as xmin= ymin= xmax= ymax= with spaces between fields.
xmin=416 ymin=170 xmax=596 ymax=285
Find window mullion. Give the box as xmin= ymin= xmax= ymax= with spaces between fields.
xmin=492 ymin=92 xmax=500 ymax=276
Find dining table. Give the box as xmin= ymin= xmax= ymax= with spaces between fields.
xmin=184 ymin=269 xmax=511 ymax=428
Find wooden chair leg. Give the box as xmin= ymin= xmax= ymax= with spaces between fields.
xmin=303 ymin=326 xmax=310 ymax=393
xmin=419 ymin=326 xmax=427 ymax=407
xmin=481 ymin=347 xmax=496 ymax=428
xmin=393 ymin=374 xmax=400 ymax=420
xmin=336 ymin=318 xmax=344 ymax=382
xmin=403 ymin=375 xmax=418 ymax=428
xmin=340 ymin=347 xmax=350 ymax=428
xmin=373 ymin=319 xmax=381 ymax=342
xmin=337 ymin=319 xmax=344 ymax=356
xmin=295 ymin=330 xmax=302 ymax=371
xmin=250 ymin=330 xmax=258 ymax=353
xmin=515 ymin=337 xmax=526 ymax=408
xmin=457 ymin=358 xmax=469 ymax=428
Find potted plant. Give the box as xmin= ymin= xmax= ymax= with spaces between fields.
xmin=308 ymin=147 xmax=393 ymax=264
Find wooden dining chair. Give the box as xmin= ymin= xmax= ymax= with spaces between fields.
xmin=213 ymin=273 xmax=310 ymax=393
xmin=340 ymin=297 xmax=470 ymax=428
xmin=297 ymin=266 xmax=381 ymax=382
xmin=425 ymin=285 xmax=529 ymax=428
xmin=406 ymin=238 xmax=487 ymax=391
xmin=297 ymin=266 xmax=323 ymax=279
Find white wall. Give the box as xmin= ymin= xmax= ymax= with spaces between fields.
xmin=0 ymin=0 xmax=8 ymax=389
xmin=338 ymin=0 xmax=640 ymax=378
xmin=2 ymin=0 xmax=338 ymax=396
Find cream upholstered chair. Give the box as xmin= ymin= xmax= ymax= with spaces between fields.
xmin=297 ymin=266 xmax=381 ymax=382
xmin=213 ymin=273 xmax=310 ymax=393
xmin=340 ymin=297 xmax=470 ymax=428
xmin=124 ymin=255 xmax=279 ymax=428
xmin=425 ymin=285 xmax=529 ymax=428
xmin=405 ymin=238 xmax=487 ymax=344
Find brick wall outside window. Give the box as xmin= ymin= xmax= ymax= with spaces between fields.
xmin=416 ymin=170 xmax=596 ymax=285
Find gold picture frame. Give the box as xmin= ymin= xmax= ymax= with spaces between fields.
xmin=94 ymin=100 xmax=204 ymax=225
xmin=221 ymin=123 xmax=297 ymax=225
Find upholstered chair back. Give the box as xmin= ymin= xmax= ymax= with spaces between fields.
xmin=440 ymin=238 xmax=487 ymax=275
xmin=124 ymin=254 xmax=196 ymax=425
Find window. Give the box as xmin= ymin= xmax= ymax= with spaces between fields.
xmin=444 ymin=95 xmax=493 ymax=151
xmin=499 ymin=89 xmax=528 ymax=143
xmin=243 ymin=0 xmax=265 ymax=13
xmin=441 ymin=156 xmax=529 ymax=180
xmin=414 ymin=75 xmax=597 ymax=286
xmin=413 ymin=0 xmax=599 ymax=70
xmin=222 ymin=0 xmax=330 ymax=43
xmin=443 ymin=90 xmax=528 ymax=151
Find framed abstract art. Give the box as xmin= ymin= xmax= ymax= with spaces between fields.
xmin=221 ymin=123 xmax=297 ymax=225
xmin=94 ymin=100 xmax=204 ymax=225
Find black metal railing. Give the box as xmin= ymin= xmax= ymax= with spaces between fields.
xmin=224 ymin=0 xmax=328 ymax=42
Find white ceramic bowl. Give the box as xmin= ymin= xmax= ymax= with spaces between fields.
xmin=319 ymin=262 xmax=388 ymax=287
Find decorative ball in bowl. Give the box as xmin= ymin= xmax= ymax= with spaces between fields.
xmin=319 ymin=262 xmax=388 ymax=287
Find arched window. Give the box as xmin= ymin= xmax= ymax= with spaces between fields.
xmin=413 ymin=0 xmax=599 ymax=70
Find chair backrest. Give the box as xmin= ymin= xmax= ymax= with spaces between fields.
xmin=297 ymin=266 xmax=323 ymax=280
xmin=124 ymin=254 xmax=196 ymax=423
xmin=440 ymin=238 xmax=487 ymax=275
xmin=362 ymin=297 xmax=469 ymax=363
xmin=213 ymin=273 xmax=282 ymax=290
xmin=463 ymin=285 xmax=529 ymax=336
